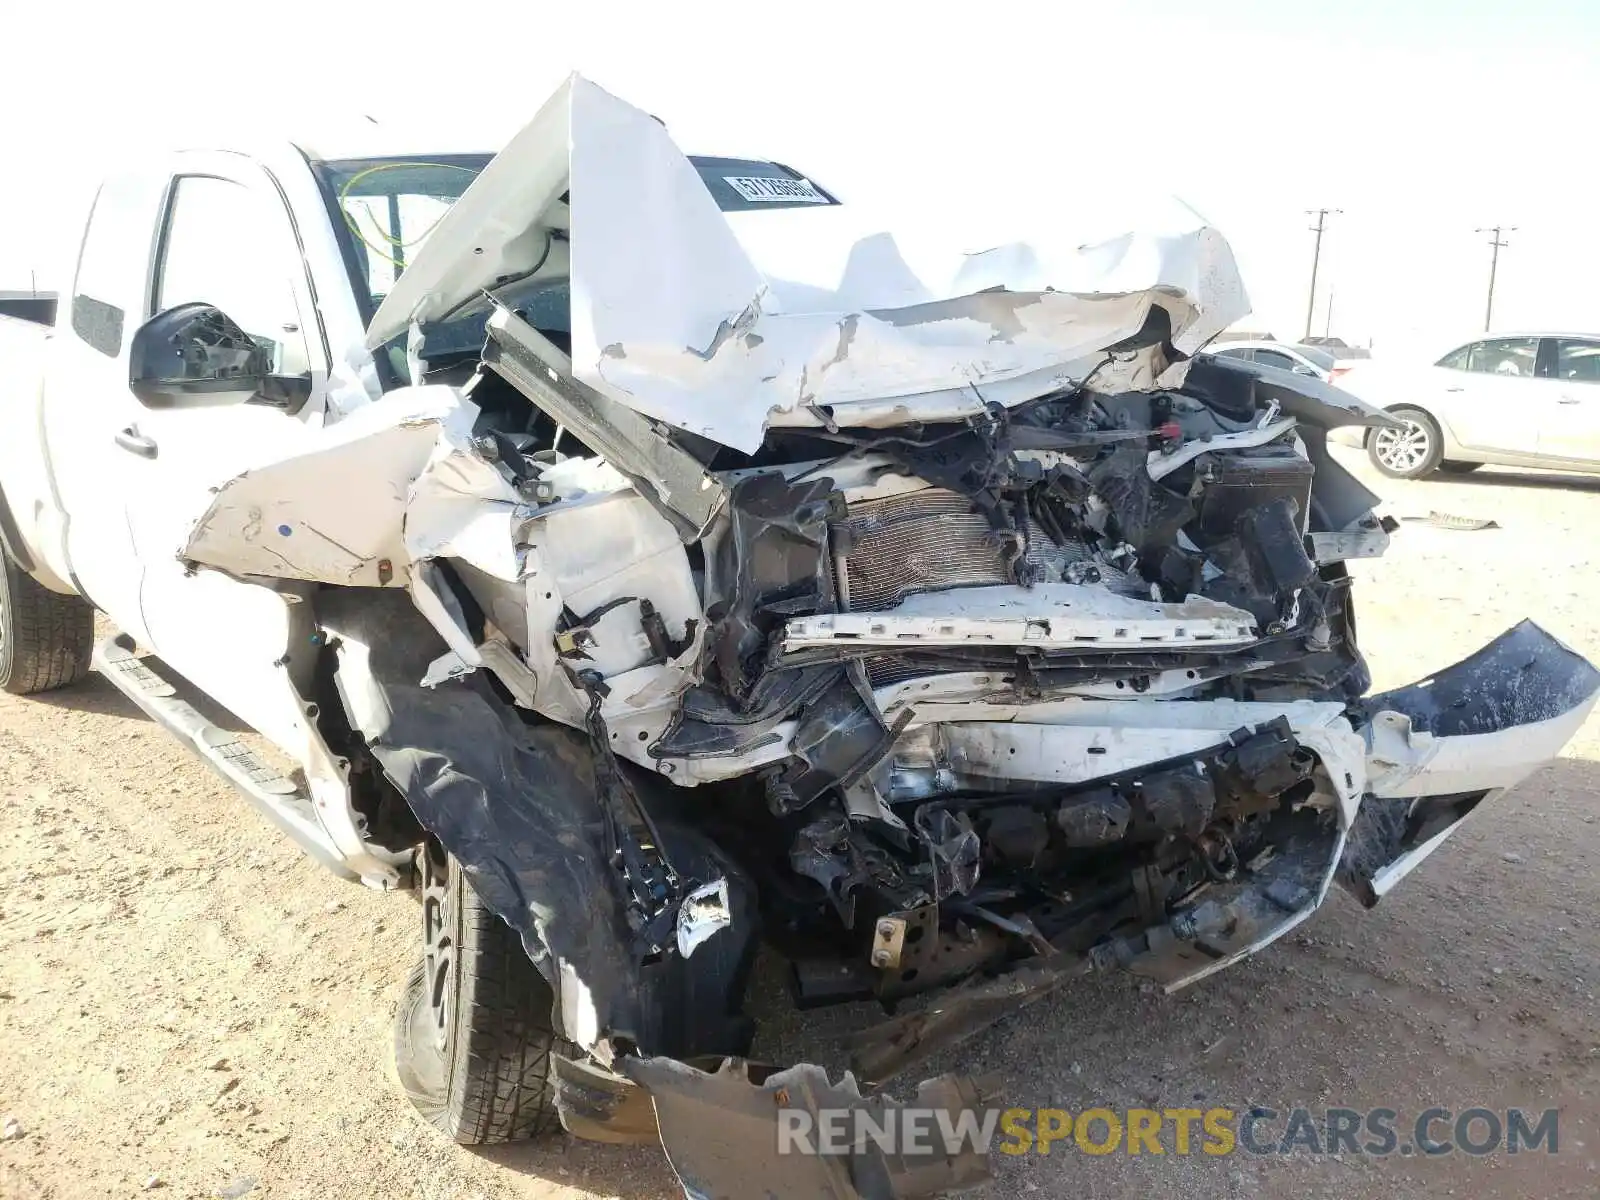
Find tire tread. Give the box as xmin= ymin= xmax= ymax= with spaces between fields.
xmin=0 ymin=557 xmax=94 ymax=695
xmin=445 ymin=885 xmax=564 ymax=1142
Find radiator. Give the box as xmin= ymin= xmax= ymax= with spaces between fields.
xmin=839 ymin=487 xmax=1092 ymax=611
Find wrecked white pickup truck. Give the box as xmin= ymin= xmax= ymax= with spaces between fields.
xmin=1 ymin=74 xmax=1596 ymax=1196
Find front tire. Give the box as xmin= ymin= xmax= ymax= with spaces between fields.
xmin=394 ymin=842 xmax=569 ymax=1144
xmin=0 ymin=552 xmax=94 ymax=695
xmin=1368 ymin=407 xmax=1444 ymax=479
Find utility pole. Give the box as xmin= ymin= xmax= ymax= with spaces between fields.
xmin=1304 ymin=209 xmax=1341 ymax=341
xmin=1475 ymin=226 xmax=1515 ymax=332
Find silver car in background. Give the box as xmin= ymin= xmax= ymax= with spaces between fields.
xmin=1330 ymin=333 xmax=1600 ymax=478
xmin=1209 ymin=339 xmax=1349 ymax=382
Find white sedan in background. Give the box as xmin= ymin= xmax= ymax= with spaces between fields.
xmin=1328 ymin=333 xmax=1600 ymax=478
xmin=1208 ymin=339 xmax=1352 ymax=382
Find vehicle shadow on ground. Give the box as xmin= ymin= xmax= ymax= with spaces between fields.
xmin=1432 ymin=468 xmax=1600 ymax=494
xmin=1328 ymin=445 xmax=1600 ymax=495
xmin=33 ymin=665 xmax=252 ymax=733
xmin=472 ymin=1138 xmax=685 ymax=1197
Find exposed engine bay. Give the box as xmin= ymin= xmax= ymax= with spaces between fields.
xmin=178 ymin=75 xmax=1600 ymax=1197
xmin=436 ymin=308 xmax=1409 ymax=1017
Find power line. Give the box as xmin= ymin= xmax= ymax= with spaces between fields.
xmin=1474 ymin=226 xmax=1516 ymax=332
xmin=1304 ymin=209 xmax=1341 ymax=341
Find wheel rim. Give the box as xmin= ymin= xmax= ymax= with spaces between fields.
xmin=419 ymin=842 xmax=454 ymax=1053
xmin=1373 ymin=419 xmax=1431 ymax=473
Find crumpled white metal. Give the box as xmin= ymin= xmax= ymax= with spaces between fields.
xmin=181 ymin=386 xmax=480 ymax=587
xmin=368 ymin=74 xmax=1251 ymax=453
xmin=781 ymin=585 xmax=1258 ymax=652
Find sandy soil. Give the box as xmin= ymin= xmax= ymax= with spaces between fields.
xmin=2 ymin=448 xmax=1597 ymax=1199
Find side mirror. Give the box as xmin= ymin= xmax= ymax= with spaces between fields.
xmin=1291 ymin=363 xmax=1319 ymax=377
xmin=128 ymin=303 xmax=311 ymax=412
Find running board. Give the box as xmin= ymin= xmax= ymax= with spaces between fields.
xmin=92 ymin=634 xmax=357 ymax=880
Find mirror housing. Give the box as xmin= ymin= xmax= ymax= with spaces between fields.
xmin=128 ymin=303 xmax=311 ymax=412
xmin=1291 ymin=363 xmax=1318 ymax=377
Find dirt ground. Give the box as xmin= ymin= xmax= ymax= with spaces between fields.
xmin=3 ymin=447 xmax=1598 ymax=1200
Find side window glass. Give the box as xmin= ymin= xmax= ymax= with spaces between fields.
xmin=155 ymin=176 xmax=312 ymax=379
xmin=1214 ymin=347 xmax=1254 ymax=361
xmin=1255 ymin=349 xmax=1297 ymax=369
xmin=1435 ymin=345 xmax=1472 ymax=370
xmin=1554 ymin=339 xmax=1600 ymax=383
xmin=1465 ymin=337 xmax=1537 ymax=377
xmin=72 ymin=173 xmax=160 ymax=357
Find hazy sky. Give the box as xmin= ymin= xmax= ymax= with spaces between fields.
xmin=4 ymin=0 xmax=1596 ymax=355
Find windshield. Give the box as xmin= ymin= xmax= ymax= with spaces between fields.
xmin=313 ymin=153 xmax=838 ymax=368
xmin=316 ymin=156 xmax=490 ymax=313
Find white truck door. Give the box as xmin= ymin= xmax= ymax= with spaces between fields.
xmin=39 ymin=170 xmax=171 ymax=643
xmin=124 ymin=156 xmax=336 ymax=748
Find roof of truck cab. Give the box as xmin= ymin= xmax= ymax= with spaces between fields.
xmin=289 ymin=136 xmax=496 ymax=164
xmin=284 ymin=117 xmax=497 ymax=164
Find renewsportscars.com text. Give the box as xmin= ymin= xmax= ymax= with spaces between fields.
xmin=777 ymin=1105 xmax=1561 ymax=1158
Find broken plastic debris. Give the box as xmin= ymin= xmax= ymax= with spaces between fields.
xmin=624 ymin=1056 xmax=995 ymax=1199
xmin=675 ymin=878 xmax=733 ymax=958
xmin=420 ymin=650 xmax=476 ymax=688
xmin=1402 ymin=511 xmax=1500 ymax=531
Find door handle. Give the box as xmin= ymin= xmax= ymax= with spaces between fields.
xmin=1444 ymin=385 xmax=1465 ymax=392
xmin=114 ymin=425 xmax=158 ymax=458
xmin=1558 ymin=395 xmax=1581 ymax=405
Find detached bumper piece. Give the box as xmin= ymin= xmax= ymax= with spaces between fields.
xmin=625 ymin=1057 xmax=996 ymax=1200
xmin=1341 ymin=621 xmax=1600 ymax=905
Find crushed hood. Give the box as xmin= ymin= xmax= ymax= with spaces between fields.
xmin=368 ymin=73 xmax=1251 ymax=453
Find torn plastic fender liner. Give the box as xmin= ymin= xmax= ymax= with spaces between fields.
xmin=372 ymin=689 xmax=643 ymax=1051
xmin=625 ymin=1057 xmax=995 ymax=1199
xmin=320 ymin=588 xmax=761 ymax=1061
xmin=1341 ymin=621 xmax=1600 ymax=906
xmin=320 ymin=590 xmax=644 ymax=1051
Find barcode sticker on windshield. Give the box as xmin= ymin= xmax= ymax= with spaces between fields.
xmin=723 ymin=175 xmax=829 ymax=204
